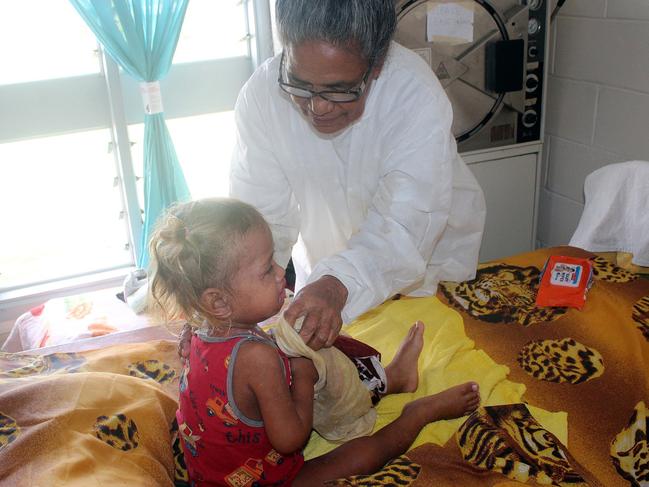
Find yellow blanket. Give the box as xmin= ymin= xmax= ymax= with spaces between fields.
xmin=0 ymin=341 xmax=182 ymax=486
xmin=303 ymin=295 xmax=566 ymax=459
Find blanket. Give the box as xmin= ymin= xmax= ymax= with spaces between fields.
xmin=417 ymin=246 xmax=648 ymax=487
xmin=0 ymin=340 xmax=182 ymax=486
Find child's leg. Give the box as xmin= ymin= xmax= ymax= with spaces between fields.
xmin=383 ymin=321 xmax=424 ymax=394
xmin=339 ymin=321 xmax=425 ymax=404
xmin=293 ymin=381 xmax=480 ymax=486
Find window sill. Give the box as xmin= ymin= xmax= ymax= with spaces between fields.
xmin=0 ymin=267 xmax=135 ymax=333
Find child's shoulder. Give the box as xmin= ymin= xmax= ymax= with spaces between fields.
xmin=195 ymin=332 xmax=283 ymax=369
xmin=236 ymin=336 xmax=282 ymax=363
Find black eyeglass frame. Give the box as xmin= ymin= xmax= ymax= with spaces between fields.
xmin=277 ymin=51 xmax=374 ymax=103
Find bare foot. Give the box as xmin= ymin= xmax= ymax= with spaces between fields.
xmin=384 ymin=321 xmax=425 ymax=394
xmin=405 ymin=382 xmax=481 ymax=422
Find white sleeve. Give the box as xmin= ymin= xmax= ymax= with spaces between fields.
xmin=229 ymin=83 xmax=299 ymax=269
xmin=308 ymin=93 xmax=456 ymax=323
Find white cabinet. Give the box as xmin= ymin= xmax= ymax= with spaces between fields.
xmin=463 ymin=143 xmax=541 ymax=263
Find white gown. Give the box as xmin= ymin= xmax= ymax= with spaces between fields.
xmin=230 ymin=42 xmax=486 ymax=323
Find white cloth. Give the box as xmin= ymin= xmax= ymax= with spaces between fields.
xmin=122 ymin=268 xmax=148 ymax=314
xmin=230 ymin=42 xmax=486 ymax=323
xmin=570 ymin=160 xmax=649 ymax=266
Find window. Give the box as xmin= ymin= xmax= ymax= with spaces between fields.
xmin=0 ymin=130 xmax=130 ymax=290
xmin=0 ymin=1 xmax=99 ymax=85
xmin=0 ymin=0 xmax=263 ymax=298
xmin=129 ymin=111 xmax=237 ymax=202
xmin=174 ymin=1 xmax=248 ymax=63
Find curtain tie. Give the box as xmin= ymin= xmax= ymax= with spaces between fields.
xmin=139 ymin=81 xmax=164 ymax=115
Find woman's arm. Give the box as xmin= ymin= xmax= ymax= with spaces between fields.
xmin=236 ymin=341 xmax=317 ymax=455
xmin=287 ymin=95 xmax=457 ymax=345
xmin=308 ymin=93 xmax=484 ymax=324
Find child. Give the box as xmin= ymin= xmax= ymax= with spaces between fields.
xmin=149 ymin=197 xmax=480 ymax=486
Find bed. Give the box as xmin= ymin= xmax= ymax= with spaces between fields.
xmin=1 ymin=246 xmax=647 ymax=486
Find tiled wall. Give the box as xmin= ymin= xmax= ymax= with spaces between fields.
xmin=537 ymin=0 xmax=649 ymax=247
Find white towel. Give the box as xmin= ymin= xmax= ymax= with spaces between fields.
xmin=569 ymin=161 xmax=649 ymax=266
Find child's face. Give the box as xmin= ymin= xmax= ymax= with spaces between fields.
xmin=228 ymin=224 xmax=287 ymax=324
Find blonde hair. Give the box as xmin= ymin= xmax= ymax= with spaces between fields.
xmin=148 ymin=197 xmax=266 ymax=324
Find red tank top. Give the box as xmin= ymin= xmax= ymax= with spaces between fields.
xmin=177 ymin=332 xmax=304 ymax=486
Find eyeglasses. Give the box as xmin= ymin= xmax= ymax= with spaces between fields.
xmin=277 ymin=51 xmax=373 ymax=103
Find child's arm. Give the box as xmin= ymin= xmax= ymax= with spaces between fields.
xmin=237 ymin=341 xmax=317 ymax=454
xmin=287 ymin=356 xmax=318 ymax=428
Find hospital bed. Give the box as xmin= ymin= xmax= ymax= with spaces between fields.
xmin=1 ymin=245 xmax=647 ymax=486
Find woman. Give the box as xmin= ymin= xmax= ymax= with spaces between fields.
xmin=228 ymin=0 xmax=486 ymax=350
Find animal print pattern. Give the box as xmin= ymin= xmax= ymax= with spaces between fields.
xmin=590 ymin=256 xmax=637 ymax=283
xmin=326 ymin=455 xmax=420 ymax=486
xmin=440 ymin=264 xmax=567 ymax=326
xmin=457 ymin=404 xmax=587 ymax=486
xmin=632 ymin=296 xmax=649 ymax=341
xmin=170 ymin=419 xmax=190 ymax=486
xmin=610 ymin=401 xmax=648 ymax=487
xmin=93 ymin=413 xmax=140 ymax=451
xmin=0 ymin=413 xmax=19 ymax=452
xmin=0 ymin=352 xmax=85 ymax=379
xmin=518 ymin=338 xmax=604 ymax=384
xmin=127 ymin=360 xmax=177 ymax=384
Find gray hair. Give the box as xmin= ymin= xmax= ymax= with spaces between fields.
xmin=276 ymin=0 xmax=397 ymax=65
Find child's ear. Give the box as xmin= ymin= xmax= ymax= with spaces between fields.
xmin=200 ymin=288 xmax=232 ymax=320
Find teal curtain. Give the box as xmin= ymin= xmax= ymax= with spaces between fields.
xmin=70 ymin=0 xmax=191 ymax=268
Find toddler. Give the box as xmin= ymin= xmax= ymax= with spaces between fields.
xmin=149 ymin=197 xmax=480 ymax=486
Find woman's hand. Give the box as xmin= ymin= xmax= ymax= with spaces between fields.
xmin=284 ymin=275 xmax=348 ymax=350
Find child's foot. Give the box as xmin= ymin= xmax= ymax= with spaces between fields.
xmin=407 ymin=382 xmax=481 ymax=422
xmin=384 ymin=321 xmax=425 ymax=394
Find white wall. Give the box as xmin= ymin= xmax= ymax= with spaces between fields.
xmin=538 ymin=0 xmax=649 ymax=246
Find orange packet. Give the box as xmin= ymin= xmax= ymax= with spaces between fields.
xmin=535 ymin=255 xmax=593 ymax=310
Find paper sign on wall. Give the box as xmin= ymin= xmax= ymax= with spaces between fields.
xmin=427 ymin=1 xmax=475 ymax=45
